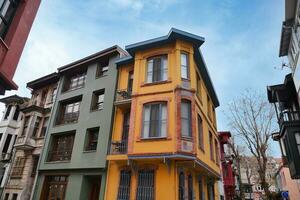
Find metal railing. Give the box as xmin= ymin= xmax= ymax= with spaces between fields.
xmin=59 ymin=112 xmax=79 ymax=124
xmin=48 ymin=149 xmax=72 ymax=161
xmin=116 ymin=90 xmax=132 ymax=102
xmin=279 ymin=110 xmax=300 ymax=125
xmin=110 ymin=140 xmax=128 ymax=154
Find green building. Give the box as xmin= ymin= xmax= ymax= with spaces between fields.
xmin=33 ymin=46 xmax=127 ymax=200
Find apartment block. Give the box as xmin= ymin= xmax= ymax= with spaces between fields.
xmin=105 ymin=28 xmax=221 ymax=200
xmin=32 ymin=46 xmax=127 ymax=200
xmin=1 ymin=73 xmax=58 ymax=200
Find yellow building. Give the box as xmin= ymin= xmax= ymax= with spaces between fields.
xmin=105 ymin=28 xmax=220 ymax=200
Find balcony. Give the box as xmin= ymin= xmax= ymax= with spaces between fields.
xmin=0 ymin=153 xmax=11 ymax=161
xmin=114 ymin=90 xmax=132 ymax=108
xmin=48 ymin=149 xmax=72 ymax=162
xmin=279 ymin=110 xmax=300 ymax=126
xmin=110 ymin=140 xmax=128 ymax=154
xmin=14 ymin=136 xmax=35 ymax=150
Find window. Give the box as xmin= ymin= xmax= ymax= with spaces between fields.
xmin=146 ymin=55 xmax=168 ymax=83
xmin=2 ymin=134 xmax=11 ymax=153
xmin=215 ymin=139 xmax=219 ymax=164
xmin=91 ymin=90 xmax=105 ymax=111
xmin=136 ymin=170 xmax=154 ymax=200
xmin=196 ymin=73 xmax=201 ymax=98
xmin=4 ymin=193 xmax=8 ymax=200
xmin=40 ymin=117 xmax=49 ymax=137
xmin=4 ymin=105 xmax=11 ymax=120
xmin=43 ymin=176 xmax=68 ymax=200
xmin=127 ymin=71 xmax=134 ymax=94
xmin=117 ymin=170 xmax=131 ymax=200
xmin=58 ymin=100 xmax=81 ymax=124
xmin=197 ymin=115 xmax=204 ymax=150
xmin=41 ymin=90 xmax=47 ymax=107
xmin=48 ymin=133 xmax=75 ymax=162
xmin=31 ymin=155 xmax=39 ymax=177
xmin=295 ymin=132 xmax=300 ymax=155
xmin=207 ymin=181 xmax=215 ymax=200
xmin=207 ymin=95 xmax=212 ymax=120
xmin=12 ymin=194 xmax=17 ymax=200
xmin=50 ymin=87 xmax=57 ymax=103
xmin=22 ymin=116 xmax=30 ymax=136
xmin=85 ymin=127 xmax=99 ymax=151
xmin=11 ymin=157 xmax=25 ymax=178
xmin=32 ymin=117 xmax=41 ymax=138
xmin=64 ymin=72 xmax=86 ymax=91
xmin=142 ymin=102 xmax=167 ymax=138
xmin=198 ymin=176 xmax=204 ymax=200
xmin=209 ymin=132 xmax=214 ymax=161
xmin=188 ymin=174 xmax=193 ymax=200
xmin=181 ymin=52 xmax=189 ymax=79
xmin=181 ymin=100 xmax=192 ymax=137
xmin=0 ymin=0 xmax=19 ymax=39
xmin=179 ymin=171 xmax=185 ymax=200
xmin=96 ymin=59 xmax=109 ymax=77
xmin=13 ymin=105 xmax=19 ymax=120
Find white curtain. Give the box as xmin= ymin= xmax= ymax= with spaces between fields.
xmin=143 ymin=106 xmax=151 ymax=138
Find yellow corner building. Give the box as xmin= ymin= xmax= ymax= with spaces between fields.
xmin=105 ymin=28 xmax=221 ymax=200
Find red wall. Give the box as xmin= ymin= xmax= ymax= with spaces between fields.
xmin=0 ymin=0 xmax=41 ymax=93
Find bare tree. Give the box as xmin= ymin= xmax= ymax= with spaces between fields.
xmin=227 ymin=137 xmax=245 ymax=199
xmin=227 ymin=90 xmax=276 ymax=199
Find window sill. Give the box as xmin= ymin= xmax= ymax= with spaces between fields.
xmin=138 ymin=137 xmax=170 ymax=142
xmin=90 ymin=108 xmax=103 ymax=113
xmin=141 ymin=80 xmax=171 ymax=87
xmin=61 ymin=86 xmax=85 ymax=94
xmin=181 ymin=78 xmax=190 ymax=81
xmin=45 ymin=160 xmax=71 ymax=164
xmin=54 ymin=121 xmax=78 ymax=127
xmin=198 ymin=146 xmax=205 ymax=153
xmin=96 ymin=74 xmax=108 ymax=79
xmin=181 ymin=136 xmax=193 ymax=141
xmin=83 ymin=150 xmax=97 ymax=153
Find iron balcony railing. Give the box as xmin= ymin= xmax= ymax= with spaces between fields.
xmin=279 ymin=110 xmax=300 ymax=125
xmin=116 ymin=90 xmax=132 ymax=102
xmin=59 ymin=112 xmax=79 ymax=124
xmin=48 ymin=149 xmax=72 ymax=162
xmin=110 ymin=140 xmax=128 ymax=154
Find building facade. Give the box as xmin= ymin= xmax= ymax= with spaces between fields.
xmin=32 ymin=46 xmax=127 ymax=200
xmin=0 ymin=95 xmax=28 ymax=198
xmin=0 ymin=0 xmax=41 ymax=95
xmin=1 ymin=73 xmax=58 ymax=200
xmin=219 ymin=131 xmax=235 ymax=200
xmin=275 ymin=164 xmax=300 ymax=200
xmin=267 ymin=0 xmax=300 ymax=180
xmin=105 ymin=28 xmax=221 ymax=200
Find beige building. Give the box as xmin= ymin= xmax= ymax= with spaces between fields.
xmin=3 ymin=73 xmax=58 ymax=200
xmin=275 ymin=163 xmax=300 ymax=200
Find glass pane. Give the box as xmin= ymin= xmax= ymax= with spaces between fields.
xmin=143 ymin=106 xmax=150 ymax=138
xmin=295 ymin=132 xmax=300 ymax=144
xmin=181 ymin=119 xmax=189 ymax=137
xmin=147 ymin=59 xmax=153 ymax=83
xmin=97 ymin=94 xmax=104 ymax=103
xmin=160 ymin=104 xmax=167 ymax=137
xmin=181 ymin=53 xmax=187 ymax=66
xmin=0 ymin=0 xmax=10 ymax=16
xmin=162 ymin=56 xmax=168 ymax=80
xmin=181 ymin=66 xmax=188 ymax=79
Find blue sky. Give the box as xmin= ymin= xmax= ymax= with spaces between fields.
xmin=3 ymin=0 xmax=288 ymax=156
